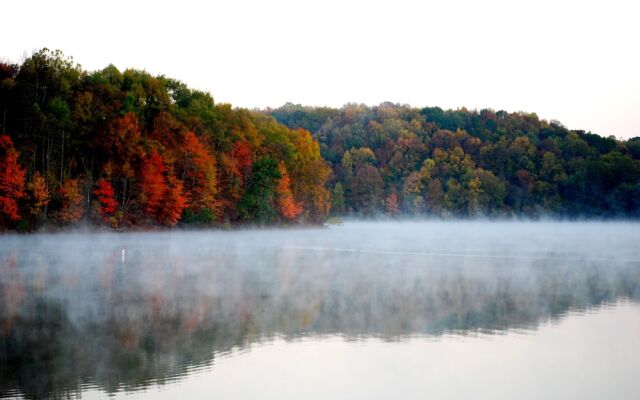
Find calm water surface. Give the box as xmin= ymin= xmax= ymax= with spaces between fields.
xmin=1 ymin=221 xmax=639 ymax=399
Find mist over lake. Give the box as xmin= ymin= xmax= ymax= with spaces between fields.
xmin=1 ymin=221 xmax=640 ymax=399
xmin=3 ymin=1 xmax=639 ymax=398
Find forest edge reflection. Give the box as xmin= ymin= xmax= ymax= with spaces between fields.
xmin=1 ymin=222 xmax=639 ymax=398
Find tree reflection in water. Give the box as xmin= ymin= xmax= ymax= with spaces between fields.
xmin=1 ymin=223 xmax=639 ymax=398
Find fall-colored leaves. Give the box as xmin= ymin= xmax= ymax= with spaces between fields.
xmin=269 ymin=103 xmax=640 ymax=218
xmin=93 ymin=179 xmax=117 ymax=223
xmin=160 ymin=176 xmax=187 ymax=226
xmin=139 ymin=151 xmax=188 ymax=226
xmin=180 ymin=131 xmax=221 ymax=218
xmin=385 ymin=192 xmax=400 ymax=216
xmin=139 ymin=151 xmax=187 ymax=226
xmin=27 ymin=172 xmax=49 ymax=217
xmin=57 ymin=179 xmax=84 ymax=225
xmin=276 ymin=163 xmax=302 ymax=220
xmin=0 ymin=135 xmax=25 ymax=223
xmin=0 ymin=50 xmax=332 ymax=230
xmin=140 ymin=151 xmax=168 ymax=218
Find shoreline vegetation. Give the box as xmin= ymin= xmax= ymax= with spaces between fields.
xmin=1 ymin=49 xmax=639 ymax=232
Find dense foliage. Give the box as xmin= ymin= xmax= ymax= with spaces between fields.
xmin=1 ymin=49 xmax=638 ymax=230
xmin=0 ymin=49 xmax=330 ymax=230
xmin=269 ymin=103 xmax=640 ymax=217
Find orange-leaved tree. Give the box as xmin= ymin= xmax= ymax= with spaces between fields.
xmin=179 ymin=131 xmax=221 ymax=219
xmin=232 ymin=140 xmax=253 ymax=177
xmin=218 ymin=140 xmax=254 ymax=217
xmin=276 ymin=162 xmax=302 ymax=220
xmin=57 ymin=178 xmax=84 ymax=224
xmin=139 ymin=150 xmax=168 ymax=219
xmin=0 ymin=135 xmax=26 ymax=226
xmin=159 ymin=175 xmax=187 ymax=226
xmin=100 ymin=113 xmax=143 ymax=206
xmin=27 ymin=171 xmax=49 ymax=217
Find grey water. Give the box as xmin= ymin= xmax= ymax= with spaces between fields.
xmin=1 ymin=221 xmax=640 ymax=399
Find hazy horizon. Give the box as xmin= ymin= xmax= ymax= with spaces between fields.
xmin=2 ymin=0 xmax=638 ymax=139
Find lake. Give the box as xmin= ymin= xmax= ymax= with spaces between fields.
xmin=1 ymin=221 xmax=639 ymax=399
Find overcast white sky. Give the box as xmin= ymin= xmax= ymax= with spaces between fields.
xmin=2 ymin=0 xmax=639 ymax=138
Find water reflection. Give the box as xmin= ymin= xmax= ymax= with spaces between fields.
xmin=1 ymin=222 xmax=639 ymax=398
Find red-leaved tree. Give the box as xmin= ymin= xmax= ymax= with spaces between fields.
xmin=180 ymin=131 xmax=221 ymax=218
xmin=139 ymin=150 xmax=168 ymax=218
xmin=94 ymin=179 xmax=118 ymax=224
xmin=159 ymin=175 xmax=187 ymax=226
xmin=0 ymin=135 xmax=26 ymax=226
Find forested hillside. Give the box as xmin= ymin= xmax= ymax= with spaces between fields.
xmin=269 ymin=103 xmax=640 ymax=217
xmin=0 ymin=50 xmax=330 ymax=231
xmin=1 ymin=49 xmax=638 ymax=232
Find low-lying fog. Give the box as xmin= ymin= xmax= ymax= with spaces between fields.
xmin=1 ymin=221 xmax=639 ymax=398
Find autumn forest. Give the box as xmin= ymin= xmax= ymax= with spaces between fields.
xmin=0 ymin=49 xmax=639 ymax=231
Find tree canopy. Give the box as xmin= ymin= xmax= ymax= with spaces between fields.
xmin=0 ymin=50 xmax=638 ymax=231
xmin=270 ymin=102 xmax=640 ymax=218
xmin=0 ymin=49 xmax=330 ymax=230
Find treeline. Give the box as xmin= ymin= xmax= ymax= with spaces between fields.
xmin=0 ymin=49 xmax=330 ymax=231
xmin=269 ymin=103 xmax=640 ymax=217
xmin=1 ymin=49 xmax=638 ymax=231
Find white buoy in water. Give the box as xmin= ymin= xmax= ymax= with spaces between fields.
xmin=121 ymin=248 xmax=126 ymax=263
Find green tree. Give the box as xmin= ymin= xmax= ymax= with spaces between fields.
xmin=237 ymin=156 xmax=281 ymax=223
xmin=331 ymin=183 xmax=345 ymax=216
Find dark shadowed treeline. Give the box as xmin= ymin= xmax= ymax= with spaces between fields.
xmin=0 ymin=49 xmax=330 ymax=231
xmin=269 ymin=103 xmax=640 ymax=217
